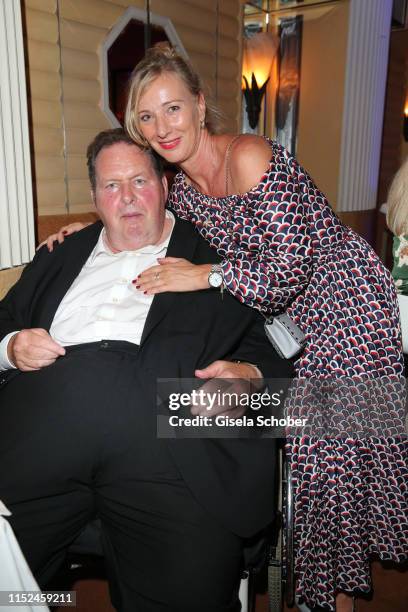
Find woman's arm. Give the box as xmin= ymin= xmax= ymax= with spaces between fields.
xmin=221 ymin=140 xmax=314 ymax=313
xmin=37 ymin=222 xmax=90 ymax=252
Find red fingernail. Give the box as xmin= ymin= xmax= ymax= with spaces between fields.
xmin=143 ymin=291 xmax=147 ymax=295
xmin=135 ymin=285 xmax=140 ymax=289
xmin=62 ymin=230 xmax=68 ymax=235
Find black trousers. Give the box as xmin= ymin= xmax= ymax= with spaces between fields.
xmin=0 ymin=342 xmax=243 ymax=611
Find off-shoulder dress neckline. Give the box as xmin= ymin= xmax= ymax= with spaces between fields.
xmin=174 ymin=137 xmax=276 ymax=202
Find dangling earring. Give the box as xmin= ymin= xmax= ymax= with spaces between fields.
xmin=200 ymin=119 xmax=205 ymax=129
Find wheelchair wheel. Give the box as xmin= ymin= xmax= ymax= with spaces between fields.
xmin=267 ymin=447 xmax=283 ymax=611
xmin=267 ymin=524 xmax=282 ymax=611
xmin=282 ymin=451 xmax=295 ymax=608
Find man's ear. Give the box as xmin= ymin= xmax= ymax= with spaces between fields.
xmin=161 ymin=174 xmax=168 ymax=201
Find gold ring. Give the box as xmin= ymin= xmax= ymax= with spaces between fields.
xmin=155 ymin=272 xmax=160 ymax=281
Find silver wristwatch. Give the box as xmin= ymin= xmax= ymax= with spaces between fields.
xmin=208 ymin=264 xmax=223 ymax=289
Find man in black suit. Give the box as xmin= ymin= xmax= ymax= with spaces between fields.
xmin=0 ymin=129 xmax=291 ymax=612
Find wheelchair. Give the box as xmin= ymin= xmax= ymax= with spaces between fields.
xmin=267 ymin=446 xmax=294 ymax=612
xmin=241 ymin=444 xmax=294 ymax=612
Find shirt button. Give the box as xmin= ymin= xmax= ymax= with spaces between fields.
xmin=112 ymin=297 xmax=119 ymax=303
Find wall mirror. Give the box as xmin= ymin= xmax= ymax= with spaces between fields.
xmin=101 ymin=7 xmax=188 ymax=127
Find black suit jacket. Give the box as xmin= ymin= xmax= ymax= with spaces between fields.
xmin=0 ymin=218 xmax=292 ymax=536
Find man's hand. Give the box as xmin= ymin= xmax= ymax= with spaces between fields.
xmin=8 ymin=329 xmax=66 ymax=371
xmin=191 ymin=360 xmax=263 ymax=418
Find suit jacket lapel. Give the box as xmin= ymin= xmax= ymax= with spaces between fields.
xmin=140 ymin=218 xmax=199 ymax=346
xmin=37 ymin=222 xmax=103 ymax=330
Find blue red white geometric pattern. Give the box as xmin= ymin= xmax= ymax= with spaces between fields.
xmin=168 ymin=139 xmax=407 ymax=611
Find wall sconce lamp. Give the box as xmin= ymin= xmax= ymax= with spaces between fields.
xmin=404 ymin=103 xmax=408 ymax=142
xmin=242 ymin=32 xmax=279 ymax=130
xmin=242 ymin=73 xmax=269 ymax=130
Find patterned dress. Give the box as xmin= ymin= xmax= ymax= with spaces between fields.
xmin=168 ymin=140 xmax=408 ymax=611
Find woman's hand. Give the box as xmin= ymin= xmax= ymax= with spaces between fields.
xmin=37 ymin=222 xmax=90 ymax=252
xmin=133 ymin=258 xmax=212 ymax=294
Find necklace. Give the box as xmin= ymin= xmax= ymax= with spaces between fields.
xmin=188 ymin=137 xmax=239 ymax=197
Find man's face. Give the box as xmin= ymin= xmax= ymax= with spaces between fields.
xmin=93 ymin=142 xmax=168 ymax=252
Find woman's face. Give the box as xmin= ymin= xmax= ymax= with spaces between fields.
xmin=137 ymin=72 xmax=206 ymax=165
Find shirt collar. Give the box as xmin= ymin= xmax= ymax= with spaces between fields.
xmin=89 ymin=210 xmax=175 ymax=264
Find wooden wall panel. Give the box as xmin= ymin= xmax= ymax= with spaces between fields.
xmin=30 ymin=70 xmax=61 ymax=100
xmin=67 ymin=157 xmax=89 ymax=180
xmin=68 ymin=179 xmax=93 ymax=208
xmin=59 ymin=0 xmax=123 ymax=28
xmin=170 ymin=0 xmax=238 ymax=18
xmin=26 ymin=39 xmax=60 ymax=72
xmin=35 ymin=157 xmax=65 ymax=181
xmin=31 ymin=99 xmax=62 ymax=128
xmin=109 ymin=0 xmax=146 ymax=6
xmin=216 ymin=16 xmax=239 ymax=39
xmin=32 ymin=128 xmax=64 ymax=157
xmin=217 ymin=0 xmax=239 ymax=18
xmin=64 ymin=104 xmax=108 ymax=129
xmin=61 ymin=48 xmax=99 ymax=80
xmin=152 ymin=0 xmax=217 ymax=32
xmin=215 ymin=57 xmax=240 ymax=79
xmin=176 ymin=25 xmax=218 ymax=55
xmin=36 ymin=180 xmax=67 ymax=214
xmin=25 ymin=0 xmax=56 ymax=13
xmin=63 ymin=78 xmax=100 ymax=105
xmin=65 ymin=129 xmax=106 ymax=156
xmin=60 ymin=20 xmax=106 ymax=53
xmin=218 ymin=37 xmax=240 ymax=58
xmin=217 ymin=2 xmax=241 ymax=133
xmin=25 ymin=8 xmax=59 ymax=43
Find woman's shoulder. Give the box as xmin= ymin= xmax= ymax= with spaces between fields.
xmin=229 ymin=134 xmax=271 ymax=168
xmin=228 ymin=135 xmax=275 ymax=194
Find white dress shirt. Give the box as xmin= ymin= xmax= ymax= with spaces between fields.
xmin=0 ymin=211 xmax=175 ymax=370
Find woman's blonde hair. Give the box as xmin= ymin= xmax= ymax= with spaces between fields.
xmin=386 ymin=156 xmax=408 ymax=236
xmin=125 ymin=44 xmax=222 ymax=146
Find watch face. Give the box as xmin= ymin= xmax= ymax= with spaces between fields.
xmin=209 ymin=272 xmax=223 ymax=288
